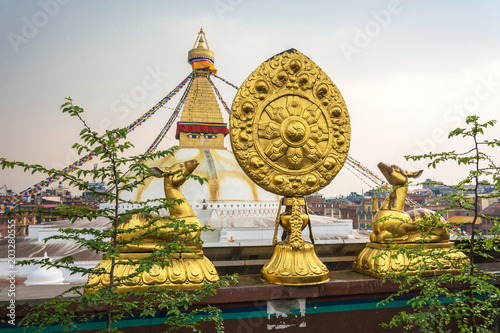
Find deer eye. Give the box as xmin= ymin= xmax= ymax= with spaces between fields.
xmin=178 ymin=164 xmax=184 ymax=168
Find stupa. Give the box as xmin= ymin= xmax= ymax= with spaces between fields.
xmin=25 ymin=252 xmax=65 ymax=286
xmin=119 ymin=29 xmax=279 ymax=227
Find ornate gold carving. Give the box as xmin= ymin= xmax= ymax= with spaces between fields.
xmin=230 ymin=49 xmax=350 ymax=197
xmin=352 ymin=242 xmax=469 ymax=279
xmin=261 ymin=241 xmax=329 ymax=285
xmin=280 ymin=197 xmax=308 ymax=249
xmin=261 ymin=196 xmax=329 ymax=285
xmin=86 ymin=160 xmax=219 ymax=292
xmin=87 ymin=252 xmax=219 ymax=292
xmin=228 ymin=50 xmax=349 ymax=285
xmin=230 ymin=49 xmax=349 ymax=286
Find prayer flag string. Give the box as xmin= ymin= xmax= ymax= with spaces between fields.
xmin=213 ymin=74 xmax=239 ymax=90
xmin=208 ymin=75 xmax=231 ymax=114
xmin=0 ymin=73 xmax=194 ymax=213
xmin=146 ymin=75 xmax=194 ymax=154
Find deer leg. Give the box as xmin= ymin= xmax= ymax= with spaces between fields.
xmin=371 ymin=230 xmax=409 ymax=243
xmin=406 ymin=226 xmax=450 ymax=242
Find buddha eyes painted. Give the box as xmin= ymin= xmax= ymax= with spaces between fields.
xmin=187 ymin=133 xmax=216 ymax=139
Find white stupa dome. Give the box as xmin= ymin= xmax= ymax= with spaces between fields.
xmin=112 ymin=30 xmax=280 ymax=230
xmin=25 ymin=252 xmax=65 ymax=286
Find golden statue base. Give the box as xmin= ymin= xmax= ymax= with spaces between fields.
xmin=352 ymin=242 xmax=469 ymax=279
xmin=86 ymin=251 xmax=219 ymax=293
xmin=260 ymin=197 xmax=329 ymax=286
xmin=261 ymin=241 xmax=329 ymax=286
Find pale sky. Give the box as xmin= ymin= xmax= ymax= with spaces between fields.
xmin=0 ymin=0 xmax=499 ymax=198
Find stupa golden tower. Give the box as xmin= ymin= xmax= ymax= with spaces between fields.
xmin=126 ymin=29 xmax=278 ymax=205
xmin=176 ymin=29 xmax=229 ymax=150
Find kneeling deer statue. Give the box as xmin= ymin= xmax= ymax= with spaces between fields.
xmin=370 ymin=162 xmax=450 ymax=243
xmin=117 ymin=159 xmax=202 ymax=252
xmin=88 ymin=159 xmax=219 ymax=291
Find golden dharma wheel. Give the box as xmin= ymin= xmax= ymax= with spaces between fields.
xmin=230 ymin=49 xmax=350 ymax=196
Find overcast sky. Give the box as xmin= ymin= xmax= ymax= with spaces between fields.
xmin=0 ymin=0 xmax=499 ymax=198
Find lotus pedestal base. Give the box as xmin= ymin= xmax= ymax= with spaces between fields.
xmin=85 ymin=251 xmax=219 ymax=293
xmin=261 ymin=241 xmax=329 ymax=286
xmin=352 ymin=242 xmax=469 ymax=279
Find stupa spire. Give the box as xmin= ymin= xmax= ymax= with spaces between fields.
xmin=188 ymin=28 xmax=217 ymax=74
xmin=176 ymin=29 xmax=228 ymax=149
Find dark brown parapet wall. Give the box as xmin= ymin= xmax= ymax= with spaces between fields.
xmin=0 ymin=269 xmax=472 ymax=332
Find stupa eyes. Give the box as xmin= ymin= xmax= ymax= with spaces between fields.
xmin=187 ymin=133 xmax=216 ymax=139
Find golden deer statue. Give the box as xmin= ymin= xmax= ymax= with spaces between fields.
xmin=370 ymin=162 xmax=450 ymax=243
xmin=116 ymin=159 xmax=202 ymax=252
xmin=87 ymin=159 xmax=219 ymax=291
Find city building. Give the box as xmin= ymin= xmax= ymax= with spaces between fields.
xmin=82 ymin=182 xmax=107 ymax=203
xmin=480 ymin=201 xmax=500 ymax=233
xmin=0 ymin=212 xmax=37 ymax=238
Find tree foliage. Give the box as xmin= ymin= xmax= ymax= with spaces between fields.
xmin=1 ymin=97 xmax=236 ymax=332
xmin=379 ymin=116 xmax=500 ymax=332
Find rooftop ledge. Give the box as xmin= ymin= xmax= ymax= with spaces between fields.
xmin=3 ymin=264 xmax=499 ymax=307
xmin=2 ymin=265 xmax=499 ymax=333
xmin=0 ymin=270 xmax=389 ymax=307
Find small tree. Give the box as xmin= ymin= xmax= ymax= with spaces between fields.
xmin=379 ymin=115 xmax=500 ymax=332
xmin=1 ymin=98 xmax=236 ymax=332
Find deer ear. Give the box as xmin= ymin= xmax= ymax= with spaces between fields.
xmin=149 ymin=167 xmax=170 ymax=177
xmin=149 ymin=167 xmax=162 ymax=177
xmin=406 ymin=170 xmax=423 ymax=179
